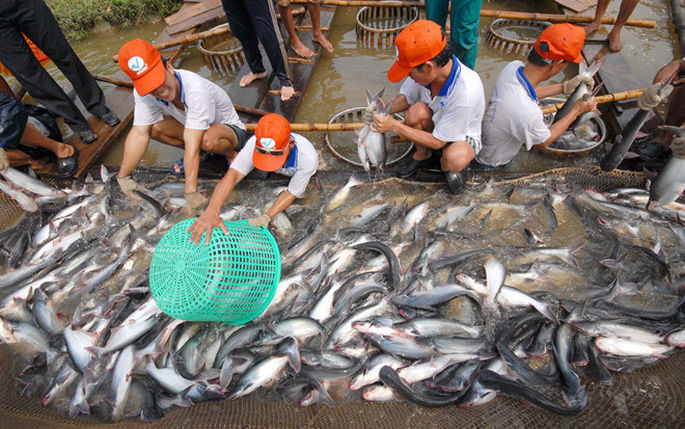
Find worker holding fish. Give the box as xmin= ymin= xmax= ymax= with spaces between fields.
xmin=115 ymin=39 xmax=247 ymax=213
xmin=188 ymin=113 xmax=318 ymax=245
xmin=636 ymin=58 xmax=683 ymax=162
xmin=371 ymin=20 xmax=485 ymax=194
xmin=475 ymin=24 xmax=598 ymax=170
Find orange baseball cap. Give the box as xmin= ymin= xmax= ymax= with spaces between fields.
xmin=253 ymin=114 xmax=292 ymax=172
xmin=118 ymin=39 xmax=166 ymax=96
xmin=534 ymin=23 xmax=585 ymax=64
xmin=387 ymin=20 xmax=447 ymax=83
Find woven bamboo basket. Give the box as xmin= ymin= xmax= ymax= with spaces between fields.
xmin=197 ymin=24 xmax=245 ymax=74
xmin=486 ymin=19 xmax=552 ymax=55
xmin=355 ymin=1 xmax=419 ymax=47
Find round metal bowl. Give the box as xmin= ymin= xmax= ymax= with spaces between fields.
xmin=324 ymin=107 xmax=413 ymax=168
xmin=540 ymin=98 xmax=606 ymax=155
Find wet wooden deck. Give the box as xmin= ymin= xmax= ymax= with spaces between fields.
xmin=36 ymin=0 xmax=336 ymax=179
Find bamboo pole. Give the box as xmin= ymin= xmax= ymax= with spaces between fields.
xmin=112 ymin=25 xmax=233 ymax=62
xmin=289 ymin=1 xmax=656 ymax=28
xmin=541 ymin=88 xmax=646 ymax=114
xmin=245 ymin=122 xmax=366 ymax=131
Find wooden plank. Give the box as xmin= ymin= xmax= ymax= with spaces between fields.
xmin=36 ymin=85 xmax=134 ymax=178
xmin=257 ymin=5 xmax=337 ymax=121
xmin=166 ymin=5 xmax=226 ymax=35
xmin=165 ymin=0 xmax=222 ymax=27
xmin=555 ymin=0 xmax=596 ymax=14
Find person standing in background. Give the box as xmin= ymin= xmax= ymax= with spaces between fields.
xmin=424 ymin=0 xmax=482 ymax=69
xmin=0 ymin=0 xmax=120 ymax=144
xmin=583 ymin=0 xmax=639 ymax=52
xmin=277 ymin=0 xmax=334 ymax=58
xmin=221 ymin=0 xmax=296 ymax=101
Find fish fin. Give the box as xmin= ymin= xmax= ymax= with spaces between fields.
xmin=381 ymin=98 xmax=395 ymax=116
xmin=365 ymin=89 xmax=374 ymax=109
xmin=585 ymin=56 xmax=606 ymax=77
xmin=375 ymin=88 xmax=385 ymax=103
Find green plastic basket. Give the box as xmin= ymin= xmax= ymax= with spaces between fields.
xmin=149 ymin=219 xmax=281 ymax=325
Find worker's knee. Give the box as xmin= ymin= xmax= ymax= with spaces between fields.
xmin=441 ymin=142 xmax=475 ymax=172
xmin=404 ymin=102 xmax=434 ymax=131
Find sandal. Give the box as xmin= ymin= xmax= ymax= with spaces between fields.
xmin=170 ymin=152 xmax=212 ymax=176
xmin=57 ymin=147 xmax=79 ymax=178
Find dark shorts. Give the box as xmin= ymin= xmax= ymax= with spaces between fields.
xmin=469 ymin=157 xmax=513 ymax=171
xmin=228 ymin=124 xmax=248 ymax=151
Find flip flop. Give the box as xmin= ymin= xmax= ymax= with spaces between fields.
xmin=57 ymin=146 xmax=79 ymax=178
xmin=170 ymin=152 xmax=212 ymax=176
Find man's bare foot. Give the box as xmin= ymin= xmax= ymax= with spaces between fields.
xmin=607 ymin=29 xmax=623 ymax=52
xmin=240 ymin=71 xmax=268 ymax=87
xmin=281 ymin=85 xmax=295 ymax=101
xmin=313 ymin=33 xmax=334 ymax=53
xmin=292 ymin=39 xmax=315 ymax=58
xmin=584 ymin=22 xmax=601 ymax=35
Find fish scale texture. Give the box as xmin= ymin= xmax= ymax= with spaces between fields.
xmin=0 ymin=347 xmax=683 ymax=428
xmin=0 ymin=167 xmax=682 ymax=428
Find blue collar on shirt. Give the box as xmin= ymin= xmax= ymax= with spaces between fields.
xmin=516 ymin=66 xmax=538 ymax=103
xmin=424 ymin=55 xmax=461 ymax=97
xmin=282 ymin=144 xmax=298 ymax=169
xmin=157 ymin=71 xmax=185 ymax=106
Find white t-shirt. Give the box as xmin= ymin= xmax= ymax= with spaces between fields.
xmin=477 ymin=61 xmax=551 ymax=167
xmin=132 ymin=69 xmax=245 ymax=131
xmin=399 ymin=55 xmax=485 ymax=152
xmin=230 ymin=133 xmax=318 ymax=198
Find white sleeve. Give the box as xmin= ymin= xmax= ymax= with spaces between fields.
xmin=132 ymin=92 xmax=164 ymax=126
xmin=399 ymin=78 xmax=422 ymax=105
xmin=287 ymin=165 xmax=316 ymax=197
xmin=229 ymin=136 xmax=256 ymax=176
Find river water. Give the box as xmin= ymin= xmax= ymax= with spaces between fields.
xmin=7 ymin=0 xmax=676 ymax=173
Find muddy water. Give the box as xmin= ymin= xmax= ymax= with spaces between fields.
xmin=9 ymin=0 xmax=678 ymax=172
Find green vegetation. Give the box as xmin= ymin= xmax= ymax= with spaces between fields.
xmin=46 ymin=0 xmax=184 ymax=41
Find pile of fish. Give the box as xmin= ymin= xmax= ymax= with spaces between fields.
xmin=0 ymin=166 xmax=684 ymax=422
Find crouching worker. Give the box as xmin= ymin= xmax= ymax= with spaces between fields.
xmin=188 ymin=113 xmax=318 ymax=245
xmin=476 ymin=24 xmax=597 ymax=169
xmin=115 ymin=39 xmax=247 ymax=212
xmin=0 ymin=77 xmax=79 ymax=177
xmin=372 ymin=20 xmax=485 ymax=194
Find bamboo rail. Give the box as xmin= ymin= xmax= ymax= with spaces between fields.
xmin=289 ymin=1 xmax=655 ymax=28
xmin=541 ymin=88 xmax=645 ymax=114
xmin=111 ymin=25 xmax=234 ymax=62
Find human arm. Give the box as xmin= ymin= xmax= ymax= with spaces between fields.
xmin=653 ymin=59 xmax=685 ymax=85
xmin=388 ymin=94 xmax=410 ymax=115
xmin=536 ymin=75 xmax=595 ymax=99
xmin=372 ymin=114 xmax=448 ymax=150
xmin=535 ymin=97 xmax=597 ymax=148
xmin=187 ymin=167 xmax=245 ymax=245
xmin=118 ymin=125 xmax=152 ymax=178
xmin=182 ymin=128 xmax=204 ymax=194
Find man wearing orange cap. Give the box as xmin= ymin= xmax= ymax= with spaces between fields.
xmin=188 ymin=113 xmax=318 ymax=245
xmin=115 ymin=39 xmax=247 ymax=213
xmin=372 ymin=20 xmax=485 ymax=194
xmin=476 ymin=24 xmax=598 ymax=169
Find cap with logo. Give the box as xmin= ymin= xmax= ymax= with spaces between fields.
xmin=118 ymin=39 xmax=166 ymax=96
xmin=253 ymin=113 xmax=292 ymax=172
xmin=534 ymin=23 xmax=585 ymax=64
xmin=387 ymin=20 xmax=447 ymax=83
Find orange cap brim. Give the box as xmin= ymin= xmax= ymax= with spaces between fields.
xmin=387 ymin=61 xmax=412 ymax=83
xmin=132 ymin=58 xmax=166 ymax=96
xmin=253 ymin=151 xmax=288 ymax=172
xmin=571 ymin=52 xmax=583 ymax=64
